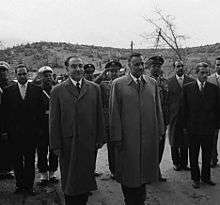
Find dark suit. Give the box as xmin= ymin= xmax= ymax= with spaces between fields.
xmin=167 ymin=75 xmax=194 ymax=168
xmin=1 ymin=82 xmax=44 ymax=190
xmin=183 ymin=81 xmax=219 ymax=181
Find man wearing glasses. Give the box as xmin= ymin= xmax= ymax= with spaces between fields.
xmin=110 ymin=53 xmax=164 ymax=205
xmin=207 ymin=57 xmax=220 ymax=168
xmin=167 ymin=60 xmax=194 ymax=171
xmin=49 ymin=56 xmax=105 ymax=205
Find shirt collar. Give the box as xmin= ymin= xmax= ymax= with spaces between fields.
xmin=196 ymin=79 xmax=206 ymax=88
xmin=70 ymin=77 xmax=83 ymax=87
xmin=130 ymin=73 xmax=142 ymax=83
xmin=18 ymin=81 xmax=28 ymax=88
xmin=176 ymin=74 xmax=184 ymax=80
xmin=215 ymin=73 xmax=220 ymax=78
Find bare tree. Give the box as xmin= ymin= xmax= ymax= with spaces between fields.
xmin=142 ymin=9 xmax=189 ymax=61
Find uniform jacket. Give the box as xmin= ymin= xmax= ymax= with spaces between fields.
xmin=109 ymin=74 xmax=164 ymax=187
xmin=49 ymin=78 xmax=105 ymax=196
xmin=167 ymin=75 xmax=194 ymax=146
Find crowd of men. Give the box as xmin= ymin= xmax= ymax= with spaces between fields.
xmin=0 ymin=54 xmax=220 ymax=205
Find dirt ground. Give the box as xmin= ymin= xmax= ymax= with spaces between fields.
xmin=1 ymin=135 xmax=220 ymax=205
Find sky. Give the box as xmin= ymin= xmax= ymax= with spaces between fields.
xmin=0 ymin=0 xmax=219 ymax=48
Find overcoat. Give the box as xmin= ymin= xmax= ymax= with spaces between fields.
xmin=49 ymin=78 xmax=104 ymax=196
xmin=167 ymin=75 xmax=194 ymax=147
xmin=109 ymin=74 xmax=164 ymax=187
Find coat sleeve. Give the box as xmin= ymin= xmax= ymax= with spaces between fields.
xmin=96 ymin=85 xmax=105 ymax=144
xmin=155 ymin=82 xmax=165 ymax=137
xmin=109 ymin=80 xmax=122 ymax=142
xmin=49 ymin=87 xmax=62 ymax=150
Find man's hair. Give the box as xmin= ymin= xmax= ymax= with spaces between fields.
xmin=128 ymin=53 xmax=142 ymax=63
xmin=173 ymin=60 xmax=184 ymax=68
xmin=64 ymin=56 xmax=80 ymax=67
xmin=15 ymin=64 xmax=28 ymax=73
xmin=195 ymin=62 xmax=208 ymax=73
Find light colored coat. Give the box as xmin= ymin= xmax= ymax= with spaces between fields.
xmin=109 ymin=74 xmax=164 ymax=187
xmin=49 ymin=78 xmax=104 ymax=196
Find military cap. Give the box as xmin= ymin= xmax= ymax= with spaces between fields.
xmin=148 ymin=55 xmax=164 ymax=66
xmin=84 ymin=64 xmax=95 ymax=74
xmin=0 ymin=61 xmax=10 ymax=71
xmin=38 ymin=66 xmax=53 ymax=74
xmin=105 ymin=61 xmax=122 ymax=70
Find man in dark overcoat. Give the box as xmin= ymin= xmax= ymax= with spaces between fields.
xmin=49 ymin=56 xmax=105 ymax=205
xmin=167 ymin=60 xmax=194 ymax=171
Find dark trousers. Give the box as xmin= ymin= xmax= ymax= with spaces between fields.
xmin=159 ymin=134 xmax=166 ymax=177
xmin=64 ymin=193 xmax=89 ymax=205
xmin=0 ymin=139 xmax=13 ymax=172
xmin=211 ymin=130 xmax=219 ymax=165
xmin=189 ymin=134 xmax=213 ymax=182
xmin=171 ymin=146 xmax=188 ymax=167
xmin=37 ymin=126 xmax=58 ymax=173
xmin=107 ymin=142 xmax=115 ymax=175
xmin=13 ymin=146 xmax=36 ymax=190
xmin=121 ymin=184 xmax=146 ymax=205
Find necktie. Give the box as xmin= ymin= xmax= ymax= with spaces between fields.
xmin=200 ymin=82 xmax=205 ymax=92
xmin=178 ymin=77 xmax=183 ymax=88
xmin=20 ymin=85 xmax=26 ymax=99
xmin=76 ymin=82 xmax=81 ymax=93
xmin=136 ymin=79 xmax=141 ymax=93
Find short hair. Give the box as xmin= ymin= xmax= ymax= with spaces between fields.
xmin=128 ymin=53 xmax=142 ymax=63
xmin=195 ymin=62 xmax=209 ymax=73
xmin=64 ymin=55 xmax=81 ymax=67
xmin=15 ymin=64 xmax=28 ymax=73
xmin=173 ymin=60 xmax=184 ymax=68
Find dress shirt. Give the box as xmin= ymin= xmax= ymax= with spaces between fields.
xmin=70 ymin=77 xmax=83 ymax=88
xmin=176 ymin=74 xmax=184 ymax=87
xmin=196 ymin=79 xmax=206 ymax=91
xmin=130 ymin=73 xmax=142 ymax=84
xmin=18 ymin=81 xmax=28 ymax=99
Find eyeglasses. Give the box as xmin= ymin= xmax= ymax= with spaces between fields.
xmin=215 ymin=64 xmax=220 ymax=66
xmin=176 ymin=65 xmax=184 ymax=68
xmin=70 ymin=64 xmax=83 ymax=69
xmin=133 ymin=62 xmax=144 ymax=67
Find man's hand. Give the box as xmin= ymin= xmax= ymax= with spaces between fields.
xmin=1 ymin=133 xmax=8 ymax=141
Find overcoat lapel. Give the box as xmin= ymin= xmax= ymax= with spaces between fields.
xmin=78 ymin=79 xmax=88 ymax=100
xmin=64 ymin=78 xmax=79 ymax=99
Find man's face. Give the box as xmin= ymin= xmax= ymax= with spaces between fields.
xmin=0 ymin=68 xmax=7 ymax=83
xmin=16 ymin=67 xmax=28 ymax=85
xmin=150 ymin=64 xmax=162 ymax=78
xmin=215 ymin=60 xmax=220 ymax=75
xmin=109 ymin=66 xmax=120 ymax=80
xmin=67 ymin=57 xmax=84 ymax=81
xmin=42 ymin=71 xmax=53 ymax=86
xmin=175 ymin=62 xmax=185 ymax=77
xmin=84 ymin=73 xmax=94 ymax=81
xmin=129 ymin=56 xmax=144 ymax=78
xmin=197 ymin=66 xmax=209 ymax=83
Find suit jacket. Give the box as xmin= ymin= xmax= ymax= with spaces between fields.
xmin=49 ymin=78 xmax=105 ymax=196
xmin=183 ymin=81 xmax=220 ymax=135
xmin=167 ymin=75 xmax=194 ymax=146
xmin=1 ymin=82 xmax=45 ymax=147
xmin=109 ymin=74 xmax=164 ymax=187
xmin=207 ymin=73 xmax=220 ymax=88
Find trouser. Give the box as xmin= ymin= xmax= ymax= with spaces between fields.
xmin=211 ymin=129 xmax=219 ymax=165
xmin=189 ymin=134 xmax=213 ymax=181
xmin=159 ymin=134 xmax=166 ymax=177
xmin=37 ymin=124 xmax=58 ymax=173
xmin=171 ymin=146 xmax=188 ymax=167
xmin=121 ymin=184 xmax=146 ymax=205
xmin=64 ymin=193 xmax=89 ymax=205
xmin=107 ymin=141 xmax=115 ymax=175
xmin=13 ymin=146 xmax=36 ymax=190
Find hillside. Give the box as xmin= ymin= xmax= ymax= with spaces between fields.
xmin=0 ymin=41 xmax=220 ymax=78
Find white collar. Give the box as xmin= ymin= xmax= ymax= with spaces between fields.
xmin=70 ymin=77 xmax=83 ymax=88
xmin=215 ymin=73 xmax=220 ymax=78
xmin=196 ymin=79 xmax=206 ymax=89
xmin=130 ymin=73 xmax=142 ymax=83
xmin=176 ymin=74 xmax=184 ymax=80
xmin=18 ymin=81 xmax=28 ymax=88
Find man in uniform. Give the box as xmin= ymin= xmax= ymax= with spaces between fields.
xmin=207 ymin=57 xmax=220 ymax=168
xmin=146 ymin=55 xmax=168 ymax=182
xmin=100 ymin=60 xmax=122 ymax=179
xmin=167 ymin=60 xmax=194 ymax=171
xmin=36 ymin=66 xmax=58 ymax=186
xmin=49 ymin=56 xmax=105 ymax=205
xmin=84 ymin=63 xmax=95 ymax=81
xmin=110 ymin=53 xmax=164 ymax=204
xmin=0 ymin=61 xmax=14 ymax=179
